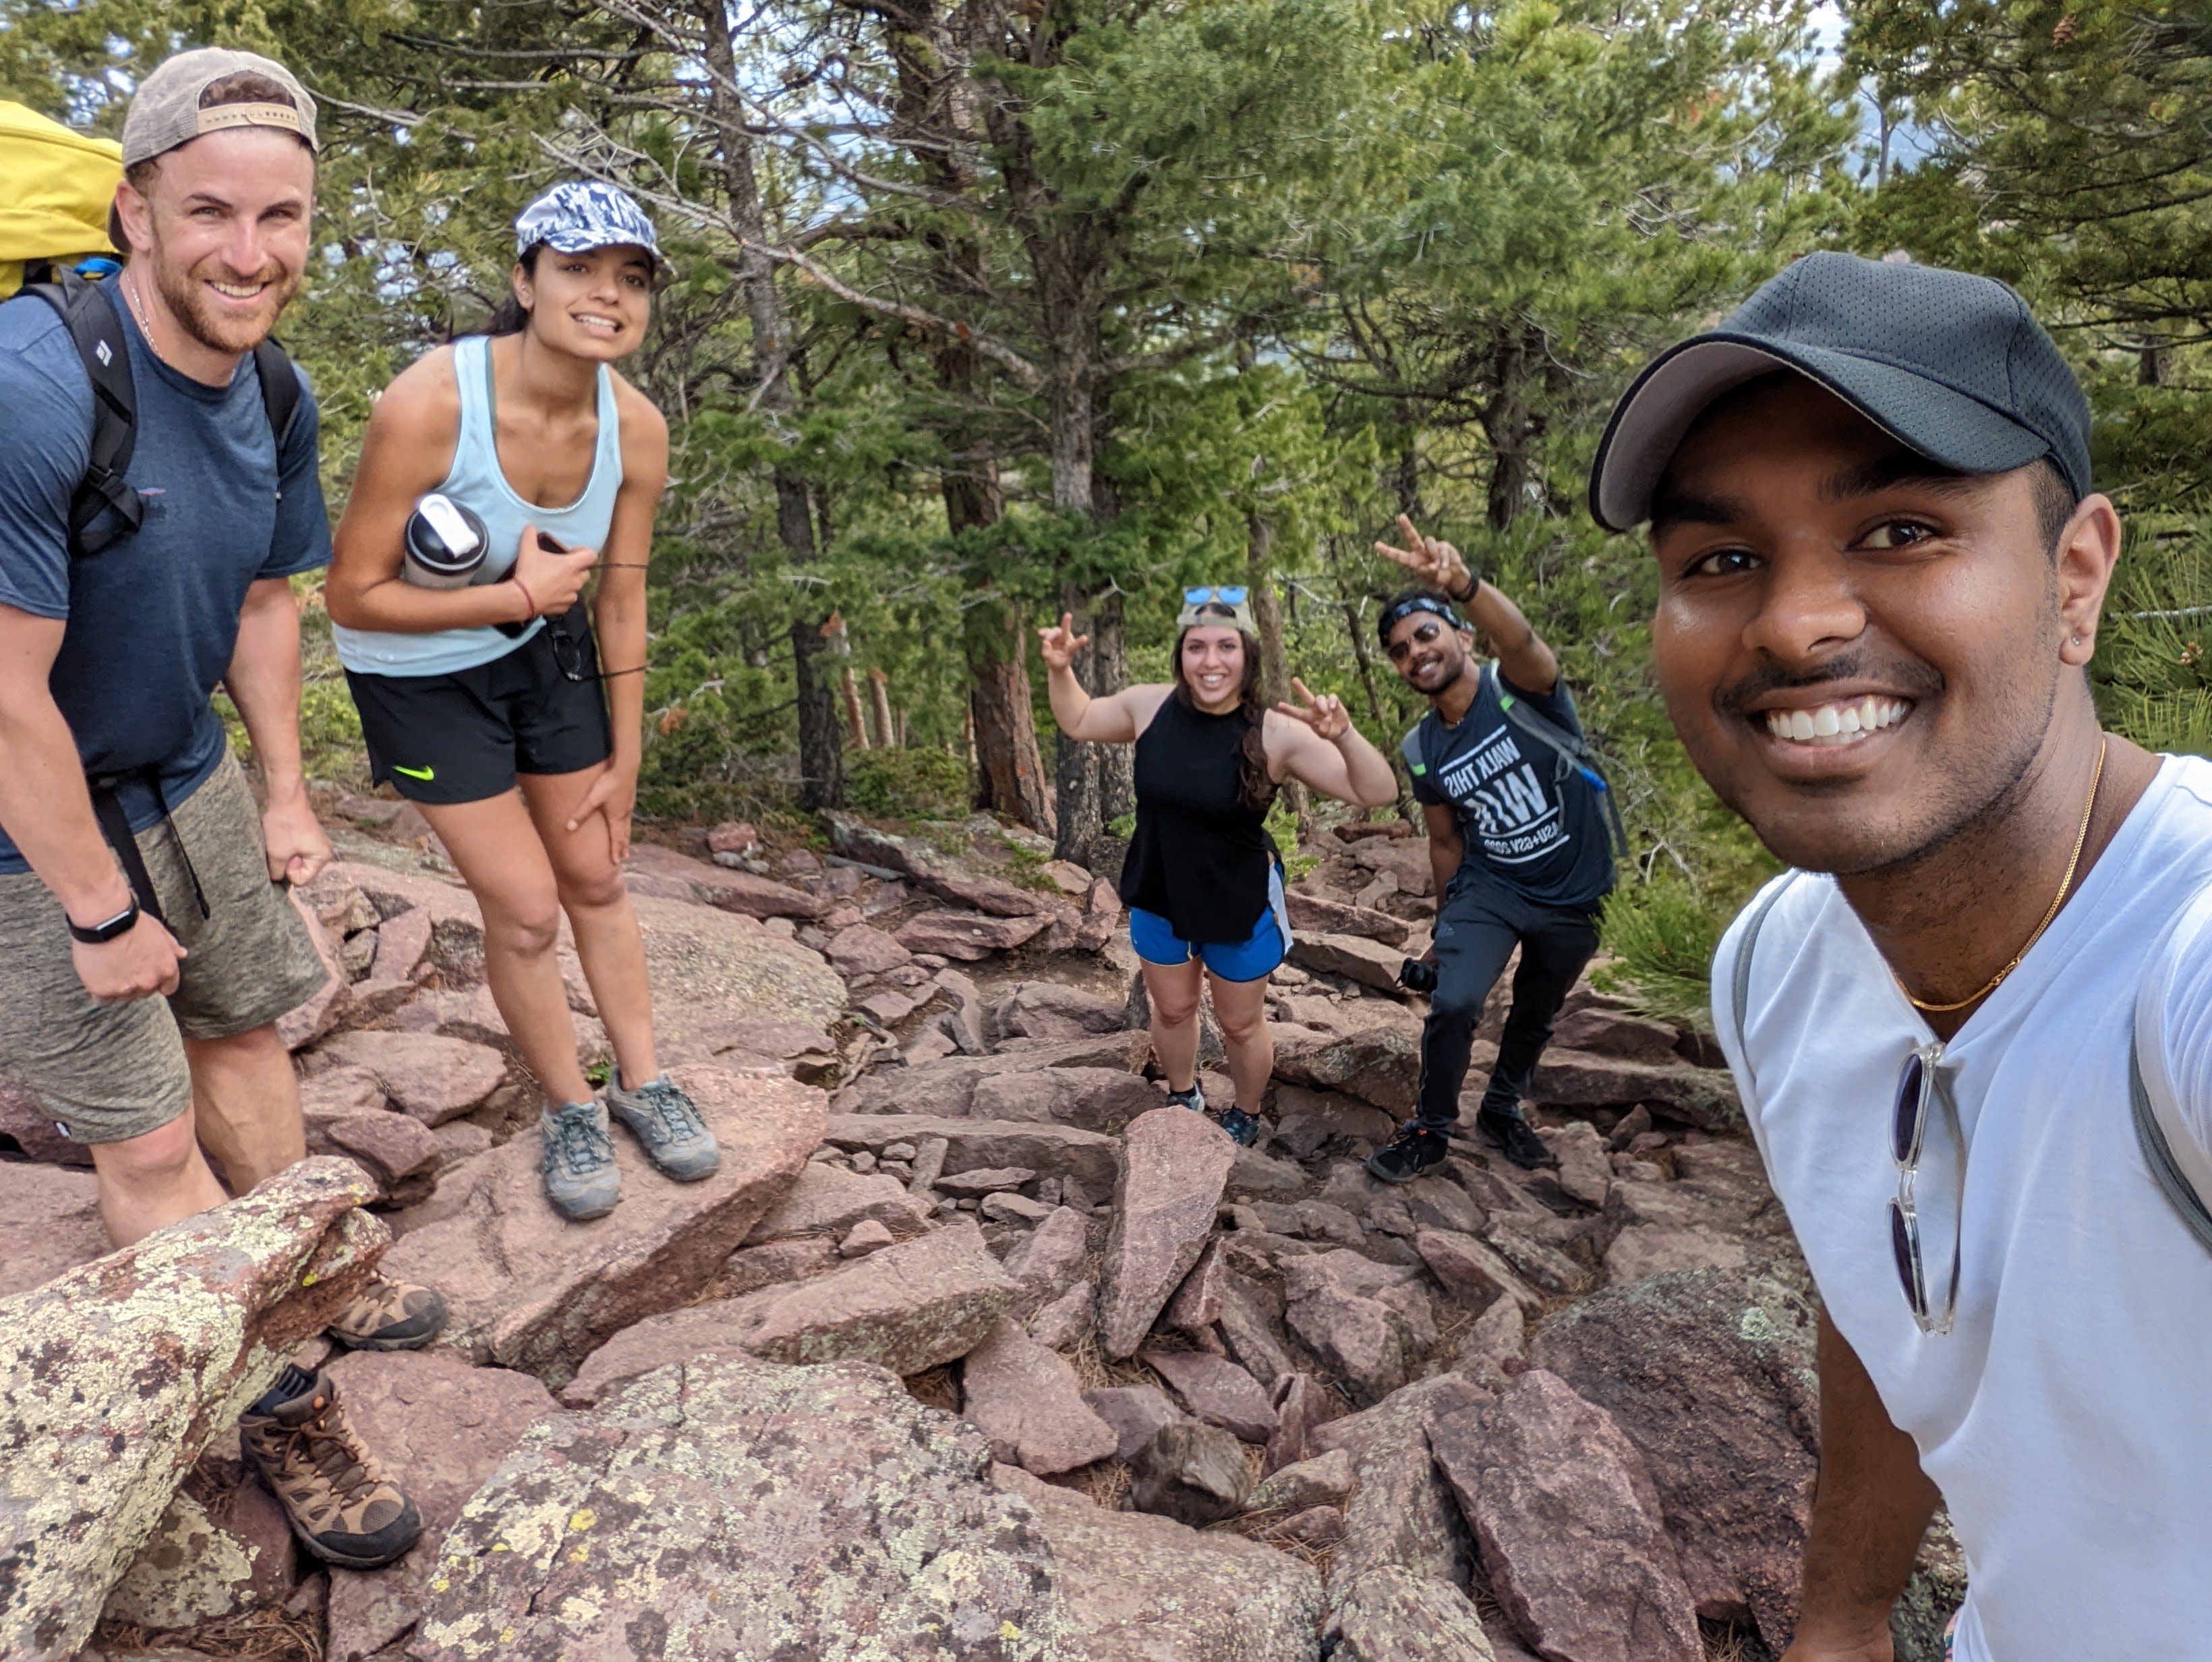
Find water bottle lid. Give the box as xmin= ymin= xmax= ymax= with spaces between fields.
xmin=405 ymin=493 xmax=487 ymax=574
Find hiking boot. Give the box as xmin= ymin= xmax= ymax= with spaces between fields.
xmin=1215 ymin=1106 xmax=1262 ymax=1148
xmin=606 ymin=1073 xmax=720 ymax=1181
xmin=326 ymin=1273 xmax=448 ymax=1352
xmin=541 ymin=1099 xmax=620 ymax=1220
xmin=1366 ymin=1120 xmax=1451 ymax=1184
xmin=1165 ymin=1084 xmax=1206 ymax=1115
xmin=239 ymin=1370 xmax=422 ymax=1570
xmin=1477 ymin=1106 xmax=1559 ymax=1171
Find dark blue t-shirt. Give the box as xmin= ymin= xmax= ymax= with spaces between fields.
xmin=0 ymin=291 xmax=330 ymax=873
xmin=1407 ymin=665 xmax=1616 ymax=910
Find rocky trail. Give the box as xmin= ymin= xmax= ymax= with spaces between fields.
xmin=0 ymin=799 xmax=1963 ymax=1662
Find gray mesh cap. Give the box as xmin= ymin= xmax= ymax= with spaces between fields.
xmin=1588 ymin=252 xmax=2091 ymax=533
xmin=120 ymin=48 xmax=318 ymax=167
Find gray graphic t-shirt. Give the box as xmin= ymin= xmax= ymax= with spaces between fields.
xmin=1407 ymin=666 xmax=1614 ymax=909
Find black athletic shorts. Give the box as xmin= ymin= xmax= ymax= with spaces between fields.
xmin=345 ymin=619 xmax=614 ymax=805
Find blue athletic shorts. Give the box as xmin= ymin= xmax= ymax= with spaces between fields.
xmin=1128 ymin=864 xmax=1292 ymax=983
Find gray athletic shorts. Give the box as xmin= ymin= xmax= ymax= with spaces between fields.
xmin=0 ymin=752 xmax=330 ymax=1146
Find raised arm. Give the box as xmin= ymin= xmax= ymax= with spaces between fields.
xmin=1781 ymin=1313 xmax=1940 ymax=1662
xmin=1267 ymin=679 xmax=1397 ymax=807
xmin=1036 ymin=613 xmax=1149 ymax=743
xmin=1373 ymin=514 xmax=1558 ymax=693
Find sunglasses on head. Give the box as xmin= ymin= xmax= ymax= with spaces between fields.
xmin=1184 ymin=585 xmax=1249 ymax=606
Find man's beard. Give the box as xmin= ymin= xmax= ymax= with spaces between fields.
xmin=145 ymin=232 xmax=302 ymax=356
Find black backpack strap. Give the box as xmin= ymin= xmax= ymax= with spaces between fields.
xmin=253 ymin=337 xmax=301 ymax=451
xmin=20 ymin=270 xmax=140 ymax=557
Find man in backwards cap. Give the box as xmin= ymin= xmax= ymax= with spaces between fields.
xmin=0 ymin=49 xmax=436 ymax=1570
xmin=1593 ymin=250 xmax=2212 ymax=1657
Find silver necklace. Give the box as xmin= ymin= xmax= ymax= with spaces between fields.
xmin=119 ymin=269 xmax=170 ymax=366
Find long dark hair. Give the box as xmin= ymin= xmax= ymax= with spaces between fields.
xmin=1172 ymin=607 xmax=1275 ymax=812
xmin=465 ymin=244 xmax=542 ymax=339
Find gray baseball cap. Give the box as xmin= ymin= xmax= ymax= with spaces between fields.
xmin=120 ymin=47 xmax=318 ymax=167
xmin=1588 ymin=252 xmax=2092 ymax=533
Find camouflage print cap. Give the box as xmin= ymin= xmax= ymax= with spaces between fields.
xmin=514 ymin=180 xmax=662 ymax=268
xmin=120 ymin=47 xmax=318 ymax=168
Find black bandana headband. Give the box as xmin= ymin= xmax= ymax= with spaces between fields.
xmin=1376 ymin=594 xmax=1467 ymax=646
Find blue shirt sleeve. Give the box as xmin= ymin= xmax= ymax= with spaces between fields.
xmin=0 ymin=312 xmax=94 ymax=621
xmin=258 ymin=361 xmax=331 ymax=580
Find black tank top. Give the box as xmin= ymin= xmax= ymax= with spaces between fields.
xmin=1119 ymin=695 xmax=1275 ymax=944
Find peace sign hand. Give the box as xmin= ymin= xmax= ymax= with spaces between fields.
xmin=1276 ymin=677 xmax=1351 ymax=741
xmin=1373 ymin=514 xmax=1477 ymax=599
xmin=1037 ymin=612 xmax=1090 ymax=672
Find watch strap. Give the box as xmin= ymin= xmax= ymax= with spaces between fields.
xmin=67 ymin=898 xmax=140 ymax=945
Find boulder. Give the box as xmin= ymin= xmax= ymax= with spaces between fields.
xmin=1001 ymin=1205 xmax=1093 ymax=1313
xmin=1262 ymin=1371 xmax=1333 ymax=1475
xmin=319 ymin=1031 xmax=508 ymax=1127
xmin=1248 ymin=1445 xmax=1356 ymax=1515
xmin=896 ymin=909 xmax=1054 ymax=960
xmin=1453 ymin=1291 xmax=1528 ymax=1389
xmin=826 ymin=923 xmax=914 ymax=977
xmin=1219 ymin=1278 xmax=1298 ymax=1396
xmin=409 ymin=1356 xmax=1059 ymax=1662
xmin=101 ymin=1458 xmax=296 ymax=1630
xmin=971 ymin=1066 xmax=1161 ymax=1134
xmin=1482 ymin=1221 xmax=1589 ymax=1297
xmin=0 ymin=1160 xmax=384 ymax=1661
xmin=1271 ymin=1027 xmax=1421 ymax=1117
xmin=1083 ymin=1383 xmax=1188 ymax=1464
xmin=938 ymin=1166 xmax=1041 ymax=1196
xmin=382 ymin=1065 xmax=822 ymax=1382
xmin=627 ymin=891 xmax=850 ymax=1056
xmin=1286 ymin=932 xmax=1407 ymax=994
xmin=0 ymin=1162 xmax=106 ymax=1299
xmin=1162 ymin=1238 xmax=1226 ymax=1334
xmin=722 ymin=1236 xmax=842 ymax=1296
xmin=825 ymin=1115 xmax=1123 ymax=1195
xmin=1097 ymin=1108 xmax=1237 ymax=1358
xmin=1327 ymin=1567 xmax=1497 ymax=1662
xmin=1529 ymin=1267 xmax=1820 ymax=1646
xmin=1430 ymin=1371 xmax=1701 ymax=1662
xmin=1527 ymin=1051 xmax=1739 ymax=1131
xmin=637 ymin=847 xmax=828 ymax=921
xmin=838 ymin=1034 xmax=1151 ymax=1118
xmin=560 ymin=1220 xmax=1019 ymax=1402
xmin=1548 ymin=1006 xmax=1683 ymax=1065
xmin=743 ymin=1161 xmax=933 ymax=1245
xmin=1546 ymin=1120 xmax=1612 ymax=1209
xmin=1604 ymin=1224 xmax=1750 ymax=1284
xmin=1269 ymin=1086 xmax=1397 ymax=1159
xmin=962 ymin=1318 xmax=1118 ymax=1474
xmin=1283 ymin=892 xmax=1411 ymax=948
xmin=987 ymin=982 xmax=1129 ymax=1042
xmin=312 ymin=1110 xmax=442 ymax=1191
xmin=1127 ymin=1421 xmax=1252 ymax=1527
xmin=1311 ymin=1373 xmax=1486 ymax=1599
xmin=322 ymin=1351 xmax=560 ymax=1662
xmin=1141 ymin=1349 xmax=1276 ymax=1443
xmin=1030 ymin=1280 xmax=1096 ymax=1350
xmin=999 ymin=1466 xmax=1325 ymax=1662
xmin=1414 ymin=1229 xmax=1544 ymax=1313
xmin=1281 ymin=1251 xmax=1430 ymax=1404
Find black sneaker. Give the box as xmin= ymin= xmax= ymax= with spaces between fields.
xmin=1477 ymin=1107 xmax=1559 ymax=1171
xmin=1365 ymin=1121 xmax=1450 ymax=1184
xmin=1216 ymin=1106 xmax=1262 ymax=1147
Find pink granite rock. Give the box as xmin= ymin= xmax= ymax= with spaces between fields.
xmin=894 ymin=909 xmax=1053 ymax=960
xmin=1097 ymin=1108 xmax=1236 ymax=1358
xmin=741 ymin=1161 xmax=933 ymax=1245
xmin=1415 ymin=1228 xmax=1544 ymax=1313
xmin=961 ymin=1317 xmax=1117 ymax=1474
xmin=1162 ymin=1237 xmax=1226 ymax=1334
xmin=382 ymin=1065 xmax=822 ymax=1381
xmin=1430 ymin=1370 xmax=1701 ymax=1662
xmin=370 ymin=905 xmax=434 ymax=983
xmin=1141 ymin=1348 xmax=1277 ymax=1443
xmin=320 ymin=1031 xmax=508 ymax=1127
xmin=825 ymin=923 xmax=914 ymax=977
xmin=322 ymin=1351 xmax=559 ymax=1662
xmin=0 ymin=1162 xmax=106 ymax=1300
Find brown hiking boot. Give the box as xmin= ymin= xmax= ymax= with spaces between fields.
xmin=326 ymin=1272 xmax=448 ymax=1352
xmin=240 ymin=1370 xmax=423 ymax=1568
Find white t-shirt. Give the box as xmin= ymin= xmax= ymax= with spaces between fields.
xmin=1714 ymin=755 xmax=2212 ymax=1662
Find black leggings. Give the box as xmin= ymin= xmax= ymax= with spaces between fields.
xmin=1415 ymin=879 xmax=1602 ymax=1129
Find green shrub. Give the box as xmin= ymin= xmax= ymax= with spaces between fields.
xmin=844 ymin=748 xmax=972 ymax=822
xmin=1594 ymin=875 xmax=1730 ymax=1030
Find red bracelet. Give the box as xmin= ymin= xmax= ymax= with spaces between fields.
xmin=515 ymin=581 xmax=538 ymax=625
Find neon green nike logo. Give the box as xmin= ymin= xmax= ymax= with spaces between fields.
xmin=392 ymin=764 xmax=436 ymax=781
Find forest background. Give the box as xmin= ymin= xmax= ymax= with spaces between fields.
xmin=5 ymin=0 xmax=2209 ymax=1024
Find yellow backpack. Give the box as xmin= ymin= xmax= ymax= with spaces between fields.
xmin=0 ymin=100 xmax=122 ymax=298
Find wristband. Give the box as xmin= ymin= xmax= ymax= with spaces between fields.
xmin=515 ymin=580 xmax=540 ymax=625
xmin=68 ymin=897 xmax=140 ymax=945
xmin=1450 ymin=574 xmax=1479 ymax=603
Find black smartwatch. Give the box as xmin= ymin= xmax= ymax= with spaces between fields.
xmin=67 ymin=897 xmax=140 ymax=945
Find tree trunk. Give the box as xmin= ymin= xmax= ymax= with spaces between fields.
xmin=868 ymin=669 xmax=897 ymax=750
xmin=971 ymin=610 xmax=1054 ymax=830
xmin=701 ymin=0 xmax=843 ymax=807
xmin=1343 ymin=591 xmax=1416 ymax=822
xmin=840 ymin=667 xmax=870 ymax=749
xmin=1248 ymin=508 xmax=1310 ymax=832
xmin=1482 ymin=327 xmax=1545 ymax=533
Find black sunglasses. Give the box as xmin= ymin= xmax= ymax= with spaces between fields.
xmin=1890 ymin=1041 xmax=1963 ymax=1336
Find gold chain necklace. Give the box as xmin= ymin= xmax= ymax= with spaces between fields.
xmin=1897 ymin=735 xmax=2107 ymax=1014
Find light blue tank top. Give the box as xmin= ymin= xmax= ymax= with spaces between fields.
xmin=334 ymin=335 xmax=624 ymax=677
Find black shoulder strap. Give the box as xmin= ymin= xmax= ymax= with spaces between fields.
xmin=20 ymin=270 xmax=140 ymax=558
xmin=253 ymin=337 xmax=301 ymax=449
xmin=1492 ymin=664 xmax=1631 ymax=859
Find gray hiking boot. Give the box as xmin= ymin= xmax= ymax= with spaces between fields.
xmin=606 ymin=1073 xmax=720 ymax=1181
xmin=540 ymin=1098 xmax=620 ymax=1220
